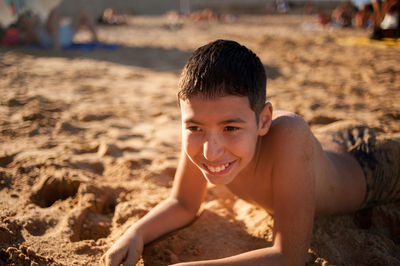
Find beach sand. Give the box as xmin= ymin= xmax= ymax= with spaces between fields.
xmin=1 ymin=14 xmax=400 ymax=265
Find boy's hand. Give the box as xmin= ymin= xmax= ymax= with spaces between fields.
xmin=101 ymin=229 xmax=143 ymax=266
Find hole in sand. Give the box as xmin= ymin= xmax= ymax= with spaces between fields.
xmin=0 ymin=249 xmax=9 ymax=265
xmin=78 ymin=213 xmax=112 ymax=241
xmin=0 ymin=153 xmax=16 ymax=168
xmin=30 ymin=176 xmax=81 ymax=208
xmin=24 ymin=218 xmax=54 ymax=236
xmin=0 ymin=171 xmax=12 ymax=190
xmin=69 ymin=186 xmax=124 ymax=242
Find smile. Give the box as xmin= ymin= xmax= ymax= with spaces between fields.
xmin=204 ymin=161 xmax=235 ymax=174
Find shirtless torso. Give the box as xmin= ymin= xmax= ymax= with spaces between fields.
xmin=226 ymin=111 xmax=367 ymax=216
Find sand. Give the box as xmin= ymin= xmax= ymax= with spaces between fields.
xmin=1 ymin=14 xmax=400 ymax=265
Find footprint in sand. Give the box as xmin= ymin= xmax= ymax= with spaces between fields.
xmin=308 ymin=115 xmax=338 ymax=126
xmin=5 ymin=95 xmax=70 ymax=138
xmin=53 ymin=121 xmax=85 ymax=135
xmin=97 ymin=143 xmax=122 ymax=158
xmin=9 ymin=95 xmax=66 ymax=122
xmin=72 ymin=144 xmax=99 ymax=155
xmin=76 ymin=112 xmax=112 ymax=122
xmin=384 ymin=111 xmax=400 ymax=121
xmin=67 ymin=158 xmax=105 ymax=176
xmin=5 ymin=97 xmax=25 ymax=107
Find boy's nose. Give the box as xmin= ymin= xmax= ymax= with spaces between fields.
xmin=203 ymin=137 xmax=224 ymax=161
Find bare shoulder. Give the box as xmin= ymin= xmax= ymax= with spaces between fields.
xmin=265 ymin=110 xmax=317 ymax=166
xmin=270 ymin=110 xmax=313 ymax=141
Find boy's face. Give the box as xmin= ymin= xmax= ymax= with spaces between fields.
xmin=180 ymin=95 xmax=270 ymax=185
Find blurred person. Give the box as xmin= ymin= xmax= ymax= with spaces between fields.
xmin=331 ymin=1 xmax=357 ymax=27
xmin=0 ymin=23 xmax=6 ymax=43
xmin=267 ymin=0 xmax=290 ymax=14
xmin=370 ymin=0 xmax=400 ymax=39
xmin=276 ymin=0 xmax=290 ymax=13
xmin=17 ymin=7 xmax=98 ymax=50
xmin=97 ymin=8 xmax=127 ymax=25
xmin=355 ymin=3 xmax=374 ymax=28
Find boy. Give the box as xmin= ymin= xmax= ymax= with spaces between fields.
xmin=102 ymin=40 xmax=400 ymax=265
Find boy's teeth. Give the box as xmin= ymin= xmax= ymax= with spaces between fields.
xmin=208 ymin=163 xmax=229 ymax=173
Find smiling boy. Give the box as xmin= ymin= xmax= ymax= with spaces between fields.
xmin=102 ymin=40 xmax=400 ymax=265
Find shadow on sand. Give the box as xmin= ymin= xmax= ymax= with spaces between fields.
xmin=1 ymin=45 xmax=283 ymax=78
xmin=142 ymin=210 xmax=271 ymax=265
xmin=1 ymin=45 xmax=192 ymax=72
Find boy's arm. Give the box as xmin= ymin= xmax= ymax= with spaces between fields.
xmin=173 ymin=118 xmax=316 ymax=266
xmin=267 ymin=120 xmax=316 ymax=265
xmin=101 ymin=151 xmax=208 ymax=266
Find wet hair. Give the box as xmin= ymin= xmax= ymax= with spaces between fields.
xmin=178 ymin=39 xmax=267 ymax=118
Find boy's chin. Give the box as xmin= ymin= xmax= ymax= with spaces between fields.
xmin=201 ymin=170 xmax=236 ymax=186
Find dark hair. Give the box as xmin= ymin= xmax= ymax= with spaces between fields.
xmin=178 ymin=39 xmax=267 ymax=117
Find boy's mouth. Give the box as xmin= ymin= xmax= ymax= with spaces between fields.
xmin=203 ymin=161 xmax=235 ymax=175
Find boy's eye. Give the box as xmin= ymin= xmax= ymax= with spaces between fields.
xmin=224 ymin=126 xmax=239 ymax=132
xmin=187 ymin=126 xmax=201 ymax=132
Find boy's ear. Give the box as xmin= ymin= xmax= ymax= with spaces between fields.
xmin=257 ymin=102 xmax=273 ymax=136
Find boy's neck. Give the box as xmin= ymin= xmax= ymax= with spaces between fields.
xmin=227 ymin=136 xmax=264 ymax=189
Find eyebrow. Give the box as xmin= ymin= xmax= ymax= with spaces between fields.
xmin=184 ymin=118 xmax=246 ymax=125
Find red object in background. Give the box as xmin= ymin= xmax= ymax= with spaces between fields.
xmin=11 ymin=3 xmax=17 ymax=16
xmin=1 ymin=27 xmax=20 ymax=45
xmin=318 ymin=13 xmax=331 ymax=26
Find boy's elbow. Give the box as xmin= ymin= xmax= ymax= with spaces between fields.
xmin=271 ymin=246 xmax=307 ymax=266
xmin=276 ymin=253 xmax=306 ymax=266
xmin=181 ymin=200 xmax=201 ymax=220
xmin=283 ymin=255 xmax=306 ymax=266
xmin=169 ymin=197 xmax=200 ymax=221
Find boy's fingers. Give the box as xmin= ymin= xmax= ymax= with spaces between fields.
xmin=101 ymin=253 xmax=113 ymax=266
xmin=100 ymin=253 xmax=111 ymax=265
xmin=122 ymin=249 xmax=140 ymax=266
xmin=103 ymin=249 xmax=127 ymax=266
